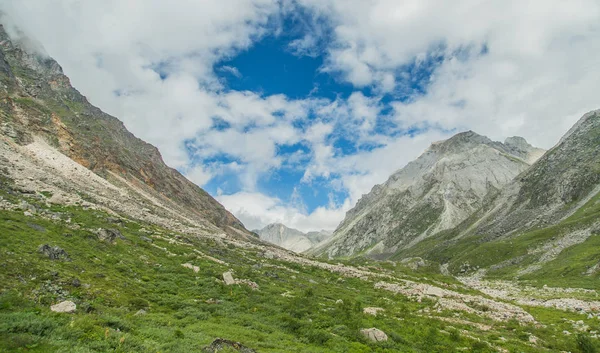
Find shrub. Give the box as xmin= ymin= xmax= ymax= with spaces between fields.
xmin=128 ymin=298 xmax=149 ymax=310
xmin=577 ymin=333 xmax=597 ymax=353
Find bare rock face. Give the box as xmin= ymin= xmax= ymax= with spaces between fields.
xmin=38 ymin=244 xmax=69 ymax=261
xmin=360 ymin=328 xmax=388 ymax=342
xmin=311 ymin=131 xmax=545 ymax=258
xmin=50 ymin=300 xmax=76 ymax=313
xmin=471 ymin=111 xmax=600 ymax=240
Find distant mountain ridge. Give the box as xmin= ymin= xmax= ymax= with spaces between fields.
xmin=310 ymin=131 xmax=546 ymax=258
xmin=254 ymin=223 xmax=332 ymax=253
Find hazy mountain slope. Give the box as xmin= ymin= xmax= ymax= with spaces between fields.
xmin=254 ymin=223 xmax=332 ymax=252
xmin=0 ymin=24 xmax=250 ymax=238
xmin=311 ymin=131 xmax=544 ymax=258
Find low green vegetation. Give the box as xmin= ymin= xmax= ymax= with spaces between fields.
xmin=0 ymin=179 xmax=598 ymax=352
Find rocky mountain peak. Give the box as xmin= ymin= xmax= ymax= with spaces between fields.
xmin=428 ymin=130 xmax=491 ymax=154
xmin=311 ymin=130 xmax=545 ymax=258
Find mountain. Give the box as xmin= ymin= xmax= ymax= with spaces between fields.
xmin=310 ymin=131 xmax=545 ymax=258
xmin=0 ymin=23 xmax=252 ymax=239
xmin=2 ymin=19 xmax=600 ymax=353
xmin=464 ymin=110 xmax=600 ymax=239
xmin=404 ymin=110 xmax=600 ymax=286
xmin=254 ymin=223 xmax=332 ymax=253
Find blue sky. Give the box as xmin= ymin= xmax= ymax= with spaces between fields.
xmin=4 ymin=0 xmax=599 ymax=231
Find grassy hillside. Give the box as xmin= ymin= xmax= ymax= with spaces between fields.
xmin=1 ymin=174 xmax=599 ymax=352
xmin=402 ymin=189 xmax=600 ymax=290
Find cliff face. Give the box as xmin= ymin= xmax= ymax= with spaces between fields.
xmin=0 ymin=23 xmax=249 ymax=237
xmin=466 ymin=110 xmax=600 ymax=240
xmin=311 ymin=131 xmax=545 ymax=258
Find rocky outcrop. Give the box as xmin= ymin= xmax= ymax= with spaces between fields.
xmin=95 ymin=228 xmax=125 ymax=243
xmin=312 ymin=131 xmax=544 ymax=258
xmin=360 ymin=328 xmax=388 ymax=342
xmin=50 ymin=300 xmax=76 ymax=313
xmin=38 ymin=244 xmax=69 ymax=261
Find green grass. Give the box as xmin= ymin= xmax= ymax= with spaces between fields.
xmin=0 ymin=177 xmax=597 ymax=352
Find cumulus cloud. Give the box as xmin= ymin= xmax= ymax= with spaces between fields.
xmin=216 ymin=191 xmax=351 ymax=232
xmin=2 ymin=0 xmax=598 ymax=232
xmin=296 ymin=0 xmax=600 ymax=147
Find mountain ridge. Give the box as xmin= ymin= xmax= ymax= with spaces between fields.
xmin=311 ymin=130 xmax=546 ymax=258
xmin=0 ymin=23 xmax=252 ymax=239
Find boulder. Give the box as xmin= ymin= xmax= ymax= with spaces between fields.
xmin=38 ymin=244 xmax=70 ymax=261
xmin=223 ymin=271 xmax=235 ymax=285
xmin=50 ymin=300 xmax=76 ymax=313
xmin=360 ymin=328 xmax=388 ymax=342
xmin=96 ymin=228 xmax=125 ymax=243
xmin=363 ymin=307 xmax=384 ymax=316
xmin=202 ymin=338 xmax=256 ymax=353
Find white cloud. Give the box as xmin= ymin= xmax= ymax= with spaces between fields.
xmin=3 ymin=0 xmax=599 ymax=233
xmin=1 ymin=0 xmax=281 ymax=167
xmin=216 ymin=191 xmax=350 ymax=232
xmin=296 ymin=0 xmax=600 ymax=147
xmin=220 ymin=65 xmax=242 ymax=78
xmin=184 ymin=165 xmax=213 ymax=187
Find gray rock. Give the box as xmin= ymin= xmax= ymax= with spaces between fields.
xmin=360 ymin=327 xmax=388 ymax=342
xmin=38 ymin=244 xmax=70 ymax=261
xmin=223 ymin=271 xmax=235 ymax=285
xmin=50 ymin=300 xmax=76 ymax=313
xmin=96 ymin=228 xmax=125 ymax=243
xmin=202 ymin=338 xmax=256 ymax=353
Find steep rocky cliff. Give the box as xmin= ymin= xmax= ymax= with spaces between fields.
xmin=311 ymin=131 xmax=545 ymax=258
xmin=0 ymin=23 xmax=250 ymax=238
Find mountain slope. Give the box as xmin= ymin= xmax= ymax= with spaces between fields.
xmin=311 ymin=131 xmax=545 ymax=258
xmin=0 ymin=23 xmax=250 ymax=238
xmin=467 ymin=110 xmax=600 ymax=239
xmin=403 ymin=111 xmax=600 ymax=287
xmin=254 ymin=223 xmax=332 ymax=253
